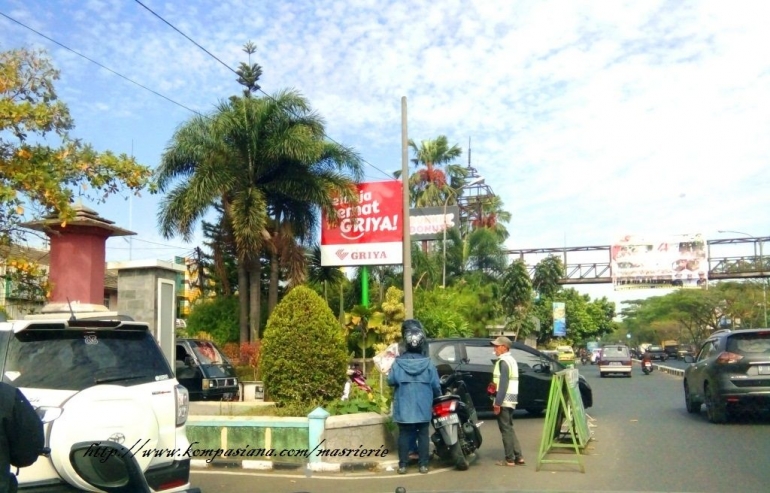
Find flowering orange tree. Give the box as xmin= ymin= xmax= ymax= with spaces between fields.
xmin=0 ymin=48 xmax=154 ymax=246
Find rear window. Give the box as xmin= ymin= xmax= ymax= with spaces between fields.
xmin=726 ymin=332 xmax=770 ymax=355
xmin=603 ymin=346 xmax=630 ymax=357
xmin=2 ymin=329 xmax=172 ymax=391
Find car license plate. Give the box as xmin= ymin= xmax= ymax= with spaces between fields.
xmin=758 ymin=365 xmax=770 ymax=375
xmin=610 ymin=362 xmax=621 ymax=365
xmin=433 ymin=414 xmax=459 ymax=427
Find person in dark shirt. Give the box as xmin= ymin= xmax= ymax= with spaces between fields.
xmin=1 ymin=382 xmax=45 ymax=493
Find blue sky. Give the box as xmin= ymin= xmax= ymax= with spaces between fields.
xmin=2 ymin=0 xmax=768 ymax=307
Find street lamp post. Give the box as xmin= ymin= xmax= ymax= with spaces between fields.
xmin=718 ymin=230 xmax=767 ymax=327
xmin=442 ymin=177 xmax=484 ymax=288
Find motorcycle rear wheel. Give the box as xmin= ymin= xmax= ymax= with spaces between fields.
xmin=451 ymin=441 xmax=469 ymax=471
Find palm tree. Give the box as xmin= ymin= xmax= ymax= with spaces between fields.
xmin=408 ymin=136 xmax=464 ymax=207
xmin=464 ymin=227 xmax=507 ymax=280
xmin=307 ymin=244 xmax=345 ymax=303
xmin=263 ymin=141 xmax=363 ymax=318
xmin=469 ymin=194 xmax=511 ymax=242
xmin=501 ymin=259 xmax=533 ymax=340
xmin=156 ymin=90 xmax=361 ymax=343
xmin=533 ymin=255 xmax=564 ymax=299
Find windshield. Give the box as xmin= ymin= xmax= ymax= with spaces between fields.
xmin=189 ymin=340 xmax=230 ymax=365
xmin=2 ymin=329 xmax=172 ymax=390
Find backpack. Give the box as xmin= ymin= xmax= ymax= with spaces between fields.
xmin=2 ymin=384 xmax=45 ymax=468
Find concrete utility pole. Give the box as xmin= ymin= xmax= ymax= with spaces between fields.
xmin=401 ymin=97 xmax=413 ymax=319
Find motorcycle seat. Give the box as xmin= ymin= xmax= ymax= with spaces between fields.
xmin=433 ymin=394 xmax=461 ymax=404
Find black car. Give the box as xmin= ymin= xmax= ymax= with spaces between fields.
xmin=644 ymin=345 xmax=668 ymax=361
xmin=683 ymin=328 xmax=770 ymax=423
xmin=175 ymin=339 xmax=239 ymax=400
xmin=427 ymin=338 xmax=593 ymax=415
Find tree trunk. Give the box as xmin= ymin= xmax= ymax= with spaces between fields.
xmin=249 ymin=259 xmax=262 ymax=341
xmin=238 ymin=263 xmax=249 ymax=343
xmin=268 ymin=252 xmax=279 ymax=315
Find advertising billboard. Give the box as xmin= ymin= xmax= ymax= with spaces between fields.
xmin=409 ymin=206 xmax=460 ymax=241
xmin=320 ymin=180 xmax=403 ymax=266
xmin=552 ymin=302 xmax=566 ymax=337
xmin=610 ymin=233 xmax=708 ymax=290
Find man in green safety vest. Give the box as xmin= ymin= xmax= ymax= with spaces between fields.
xmin=490 ymin=336 xmax=525 ymax=466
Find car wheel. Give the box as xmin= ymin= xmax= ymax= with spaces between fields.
xmin=705 ymin=383 xmax=727 ymax=424
xmin=684 ymin=381 xmax=702 ymax=414
xmin=627 ymin=372 xmax=632 ymax=378
xmin=600 ymin=372 xmax=606 ymax=378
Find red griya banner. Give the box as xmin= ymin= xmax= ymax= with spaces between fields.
xmin=321 ymin=180 xmax=403 ymax=245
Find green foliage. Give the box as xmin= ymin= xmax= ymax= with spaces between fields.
xmin=533 ymin=255 xmax=564 ymax=299
xmin=501 ymin=259 xmax=533 ymax=313
xmin=1 ymin=48 xmax=153 ymax=245
xmin=414 ymin=288 xmax=475 ymax=338
xmin=184 ymin=296 xmax=240 ymax=346
xmin=324 ymin=386 xmax=382 ymax=416
xmin=273 ymin=399 xmax=323 ymax=417
xmin=261 ymin=286 xmax=348 ymax=406
xmin=532 ymin=288 xmax=617 ymax=346
xmin=618 ymin=281 xmax=767 ymax=346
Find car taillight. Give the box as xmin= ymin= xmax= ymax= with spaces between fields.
xmin=716 ymin=352 xmax=743 ymax=365
xmin=433 ymin=400 xmax=457 ymax=417
xmin=175 ymin=384 xmax=189 ymax=426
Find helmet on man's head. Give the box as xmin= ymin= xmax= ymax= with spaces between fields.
xmin=402 ymin=319 xmax=426 ymax=353
xmin=401 ymin=319 xmax=425 ymax=338
xmin=404 ymin=328 xmax=425 ymax=353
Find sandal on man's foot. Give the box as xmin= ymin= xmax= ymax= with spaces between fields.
xmin=495 ymin=460 xmax=516 ymax=466
xmin=514 ymin=457 xmax=526 ymax=465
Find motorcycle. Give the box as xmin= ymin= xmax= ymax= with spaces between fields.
xmin=580 ymin=354 xmax=589 ymax=365
xmin=430 ymin=368 xmax=482 ymax=471
xmin=642 ymin=359 xmax=653 ymax=375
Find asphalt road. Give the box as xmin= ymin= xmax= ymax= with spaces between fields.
xmin=190 ymin=362 xmax=770 ymax=493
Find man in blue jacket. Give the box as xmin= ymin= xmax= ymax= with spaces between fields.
xmin=388 ymin=321 xmax=441 ymax=475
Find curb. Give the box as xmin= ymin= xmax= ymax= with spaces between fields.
xmin=655 ymin=364 xmax=685 ymax=377
xmin=191 ymin=459 xmax=400 ymax=473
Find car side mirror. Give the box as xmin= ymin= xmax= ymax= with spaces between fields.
xmin=683 ymin=355 xmax=695 ymax=364
xmin=184 ymin=355 xmax=195 ymax=367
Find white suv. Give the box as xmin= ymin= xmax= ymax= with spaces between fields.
xmin=0 ymin=316 xmax=196 ymax=492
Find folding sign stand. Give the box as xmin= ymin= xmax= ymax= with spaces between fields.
xmin=536 ymin=369 xmax=591 ymax=473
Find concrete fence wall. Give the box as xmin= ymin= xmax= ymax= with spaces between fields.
xmin=185 ymin=407 xmax=394 ymax=469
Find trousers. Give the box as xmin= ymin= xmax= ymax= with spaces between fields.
xmin=397 ymin=422 xmax=430 ymax=467
xmin=496 ymin=406 xmax=523 ymax=461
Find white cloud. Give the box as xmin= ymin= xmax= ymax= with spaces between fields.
xmin=1 ymin=0 xmax=769 ymax=304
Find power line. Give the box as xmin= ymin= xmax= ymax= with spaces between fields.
xmin=131 ymin=0 xmax=395 ymax=180
xmin=1 ymin=6 xmax=396 ymax=180
xmin=0 ymin=11 xmax=202 ymax=116
xmin=133 ymin=0 xmax=239 ymax=78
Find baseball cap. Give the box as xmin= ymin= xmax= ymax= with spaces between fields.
xmin=490 ymin=336 xmax=512 ymax=348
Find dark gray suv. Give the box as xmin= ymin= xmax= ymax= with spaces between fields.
xmin=683 ymin=328 xmax=770 ymax=423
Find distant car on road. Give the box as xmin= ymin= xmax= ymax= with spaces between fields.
xmin=556 ymin=345 xmax=576 ymax=363
xmin=683 ymin=328 xmax=770 ymax=423
xmin=598 ymin=344 xmax=633 ymax=377
xmin=677 ymin=344 xmax=695 ymax=359
xmin=645 ymin=345 xmax=668 ymax=361
xmin=664 ymin=344 xmax=680 ymax=359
